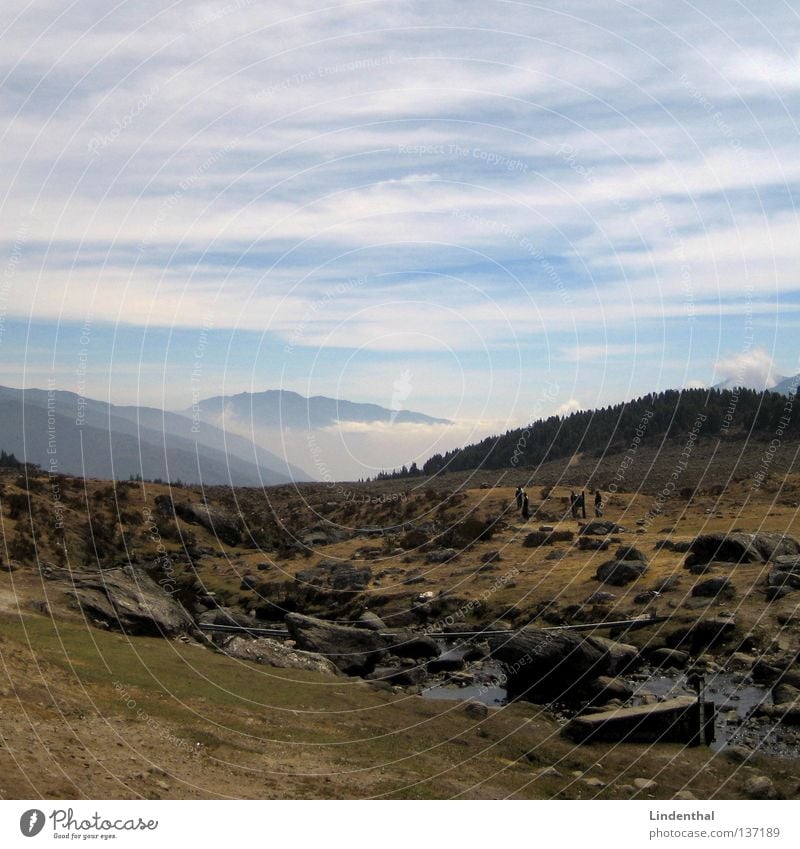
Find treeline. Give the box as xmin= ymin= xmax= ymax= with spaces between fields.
xmin=378 ymin=388 xmax=798 ymax=479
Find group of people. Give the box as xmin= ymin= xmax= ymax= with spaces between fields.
xmin=514 ymin=486 xmax=604 ymax=521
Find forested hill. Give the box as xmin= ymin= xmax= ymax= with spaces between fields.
xmin=382 ymin=388 xmax=797 ymax=479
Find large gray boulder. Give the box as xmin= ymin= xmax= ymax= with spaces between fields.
xmin=686 ymin=532 xmax=800 ymax=568
xmin=296 ymin=560 xmax=372 ymax=592
xmin=285 ymin=613 xmax=388 ymax=675
xmin=60 ymin=566 xmax=193 ymax=636
xmin=488 ymin=628 xmax=611 ymax=702
xmin=221 ymin=635 xmax=340 ymax=675
xmin=596 ymin=559 xmax=648 ymax=586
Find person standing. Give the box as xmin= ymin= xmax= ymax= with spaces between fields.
xmin=521 ymin=490 xmax=530 ymax=520
xmin=515 ymin=486 xmax=523 ymax=510
xmin=594 ymin=490 xmax=603 ymax=517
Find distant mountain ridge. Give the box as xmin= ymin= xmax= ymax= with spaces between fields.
xmin=185 ymin=389 xmax=451 ymax=429
xmin=0 ymin=385 xmax=309 ymax=485
xmin=713 ymin=372 xmax=800 ymax=394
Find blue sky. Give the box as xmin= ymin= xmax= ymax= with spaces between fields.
xmin=1 ymin=0 xmax=799 ymax=444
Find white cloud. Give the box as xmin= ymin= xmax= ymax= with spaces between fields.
xmin=712 ymin=347 xmax=782 ymax=390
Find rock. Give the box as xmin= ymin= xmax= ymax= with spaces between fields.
xmin=523 ymin=530 xmax=573 ymax=547
xmin=744 ymin=775 xmax=777 ymax=800
xmin=221 ymin=635 xmax=339 ymax=675
xmin=767 ymin=555 xmax=800 ymax=591
xmin=154 ymin=495 xmax=241 ymax=546
xmin=198 ymin=607 xmax=257 ymax=629
xmin=585 ymin=591 xmax=616 ymax=605
xmin=296 ymin=561 xmax=372 ymax=592
xmin=691 ymin=576 xmax=735 ymax=599
xmin=426 ymin=548 xmax=457 ymax=564
xmin=674 ymin=790 xmax=697 ymax=800
xmin=366 ymin=665 xmax=426 ymax=686
xmin=562 ymin=696 xmax=714 ymax=745
xmin=579 ymin=537 xmax=609 ymax=551
xmin=634 ymin=590 xmax=660 ymax=605
xmin=464 ymin=701 xmax=488 ymax=720
xmin=356 ymin=611 xmax=387 ymax=631
xmin=285 ymin=613 xmax=388 ymax=675
xmin=585 ymin=676 xmax=634 ymax=705
xmin=686 ymin=532 xmax=800 ymax=568
xmin=0 ymin=560 xmax=21 ymax=572
xmin=724 ymin=745 xmax=753 ymax=764
xmin=666 ymin=615 xmax=736 ymax=651
xmin=489 ymin=629 xmax=611 ymax=702
xmin=587 ymin=636 xmax=641 ymax=675
xmin=596 ymin=559 xmax=648 ymax=586
xmin=387 ymin=631 xmax=440 ymax=660
xmin=481 ymin=551 xmax=501 ymax=564
xmin=772 ymin=682 xmax=800 ymax=705
xmin=633 ymin=778 xmax=656 ymax=791
xmin=648 ymin=648 xmax=690 ymax=669
xmin=580 ymin=521 xmax=623 ymax=536
xmin=59 ymin=566 xmax=193 ymax=636
xmin=615 ymin=545 xmax=649 ymax=564
xmin=651 ymin=575 xmax=680 ymax=593
xmin=656 ymin=539 xmax=692 ymax=553
xmin=545 ymin=549 xmax=566 ymax=560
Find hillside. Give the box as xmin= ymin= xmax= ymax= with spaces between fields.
xmin=388 ymin=388 xmax=798 ymax=479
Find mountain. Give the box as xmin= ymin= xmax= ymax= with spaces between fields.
xmin=713 ymin=372 xmax=800 ymax=394
xmin=0 ymin=386 xmax=310 ymax=485
xmin=184 ymin=389 xmax=451 ymax=429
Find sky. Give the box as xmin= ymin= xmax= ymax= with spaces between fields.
xmin=1 ymin=0 xmax=799 ymax=476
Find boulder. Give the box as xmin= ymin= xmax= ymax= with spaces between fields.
xmin=587 ymin=636 xmax=641 ymax=675
xmin=386 ymin=631 xmax=440 ymax=660
xmin=562 ymin=696 xmax=714 ymax=745
xmin=686 ymin=532 xmax=800 ymax=568
xmin=356 ymin=610 xmax=387 ymax=631
xmin=767 ymin=555 xmax=800 ymax=591
xmin=285 ymin=613 xmax=388 ymax=675
xmin=464 ymin=701 xmax=489 ymax=720
xmin=648 ymin=647 xmax=690 ymax=669
xmin=691 ymin=576 xmax=735 ymax=599
xmin=220 ymin=635 xmax=339 ymax=675
xmin=579 ymin=537 xmax=609 ymax=551
xmin=61 ymin=566 xmax=193 ymax=637
xmin=743 ymin=775 xmax=777 ymax=800
xmin=426 ymin=548 xmax=457 ymax=564
xmin=596 ymin=559 xmax=648 ymax=586
xmin=154 ymin=495 xmax=241 ymax=546
xmin=584 ymin=675 xmax=634 ymax=706
xmin=580 ymin=521 xmax=623 ymax=536
xmin=666 ymin=615 xmax=736 ymax=651
xmin=366 ymin=665 xmax=426 ymax=687
xmin=585 ymin=591 xmax=616 ymax=605
xmin=488 ymin=628 xmax=611 ymax=702
xmin=615 ymin=545 xmax=649 ymax=564
xmin=651 ymin=575 xmax=680 ymax=593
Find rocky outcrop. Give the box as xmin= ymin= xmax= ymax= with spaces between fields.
xmin=596 ymin=559 xmax=648 ymax=586
xmin=685 ymin=532 xmax=800 ymax=568
xmin=154 ymin=495 xmax=241 ymax=546
xmin=220 ymin=635 xmax=340 ymax=675
xmin=59 ymin=566 xmax=193 ymax=636
xmin=580 ymin=521 xmax=624 ymax=536
xmin=285 ymin=613 xmax=388 ymax=675
xmin=488 ymin=628 xmax=610 ymax=702
xmin=296 ymin=560 xmax=371 ymax=592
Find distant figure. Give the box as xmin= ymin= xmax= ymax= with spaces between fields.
xmin=521 ymin=491 xmax=530 ymax=520
xmin=579 ymin=490 xmax=587 ymax=519
xmin=594 ymin=490 xmax=603 ymax=517
xmin=515 ymin=486 xmax=524 ymax=510
xmin=570 ymin=490 xmax=578 ymax=519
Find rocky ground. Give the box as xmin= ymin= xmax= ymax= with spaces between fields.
xmin=1 ymin=440 xmax=799 ymax=800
